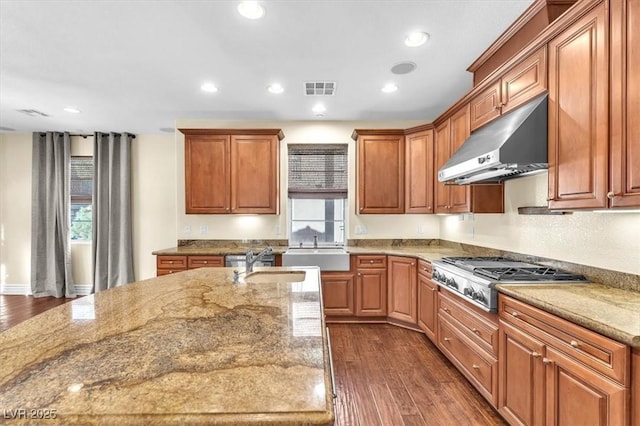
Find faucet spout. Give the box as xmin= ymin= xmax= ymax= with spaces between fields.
xmin=245 ymin=246 xmax=273 ymax=273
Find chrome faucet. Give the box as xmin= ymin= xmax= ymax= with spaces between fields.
xmin=245 ymin=247 xmax=273 ymax=273
xmin=313 ymin=234 xmax=318 ymax=248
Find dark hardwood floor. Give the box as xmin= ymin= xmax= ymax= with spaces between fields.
xmin=1 ymin=297 xmax=505 ymax=425
xmin=0 ymin=295 xmax=73 ymax=332
xmin=329 ymin=323 xmax=506 ymax=426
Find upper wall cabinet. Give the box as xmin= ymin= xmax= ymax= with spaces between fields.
xmin=405 ymin=126 xmax=434 ymax=214
xmin=547 ymin=3 xmax=609 ymax=209
xmin=180 ymin=129 xmax=283 ymax=214
xmin=610 ymin=0 xmax=640 ymax=208
xmin=353 ymin=130 xmax=405 ymax=214
xmin=434 ymin=106 xmax=504 ymax=214
xmin=470 ymin=47 xmax=547 ymax=131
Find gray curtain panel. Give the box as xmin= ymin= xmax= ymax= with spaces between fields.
xmin=30 ymin=132 xmax=76 ymax=298
xmin=92 ymin=132 xmax=135 ymax=292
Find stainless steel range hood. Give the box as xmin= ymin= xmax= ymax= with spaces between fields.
xmin=438 ymin=94 xmax=548 ymax=185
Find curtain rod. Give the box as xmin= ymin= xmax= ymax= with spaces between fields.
xmin=38 ymin=132 xmax=136 ymax=139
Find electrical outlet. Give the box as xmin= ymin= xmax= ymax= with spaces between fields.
xmin=274 ymin=225 xmax=281 ymax=235
xmin=199 ymin=225 xmax=208 ymax=235
xmin=417 ymin=225 xmax=425 ymax=234
xmin=184 ymin=225 xmax=191 ymax=235
xmin=355 ymin=225 xmax=367 ymax=235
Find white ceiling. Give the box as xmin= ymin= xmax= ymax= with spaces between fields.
xmin=0 ymin=0 xmax=534 ymax=134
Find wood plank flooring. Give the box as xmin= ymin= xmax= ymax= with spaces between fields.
xmin=0 ymin=295 xmax=72 ymax=332
xmin=1 ymin=297 xmax=506 ymax=425
xmin=329 ymin=323 xmax=507 ymax=426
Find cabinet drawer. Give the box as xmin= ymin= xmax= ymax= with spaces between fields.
xmin=188 ymin=255 xmax=224 ymax=268
xmin=499 ymin=295 xmax=630 ymax=385
xmin=157 ymin=269 xmax=185 ymax=276
xmin=439 ymin=291 xmax=499 ymax=355
xmin=354 ymin=255 xmax=387 ymax=269
xmin=439 ymin=316 xmax=498 ymax=405
xmin=417 ymin=259 xmax=432 ymax=277
xmin=156 ymin=256 xmax=188 ymax=270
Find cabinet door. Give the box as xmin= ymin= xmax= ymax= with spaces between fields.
xmin=610 ymin=0 xmax=640 ymax=207
xmin=405 ymin=129 xmax=434 ymax=214
xmin=434 ymin=120 xmax=451 ymax=213
xmin=501 ymin=47 xmax=547 ymax=115
xmin=449 ymin=105 xmax=472 ymax=213
xmin=231 ymin=135 xmax=279 ymax=214
xmin=417 ymin=273 xmax=438 ymax=342
xmin=357 ymin=134 xmax=405 ymax=214
xmin=545 ymin=346 xmax=628 ymax=426
xmin=184 ymin=135 xmax=230 ymax=214
xmin=355 ymin=269 xmax=387 ymax=316
xmin=470 ymin=80 xmax=502 ymax=131
xmin=321 ymin=272 xmax=354 ymax=316
xmin=387 ymin=256 xmax=417 ymax=324
xmin=548 ymin=4 xmax=609 ymax=209
xmin=499 ymin=320 xmax=546 ymax=426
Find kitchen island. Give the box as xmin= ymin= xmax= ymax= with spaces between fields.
xmin=0 ymin=267 xmax=334 ymax=425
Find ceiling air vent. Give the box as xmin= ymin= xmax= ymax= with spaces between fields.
xmin=305 ymin=81 xmax=336 ymax=96
xmin=17 ymin=109 xmax=50 ymax=117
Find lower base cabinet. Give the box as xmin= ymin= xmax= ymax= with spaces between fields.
xmin=321 ymin=272 xmax=355 ymax=315
xmin=156 ymin=255 xmax=224 ymax=276
xmin=498 ymin=294 xmax=630 ymax=426
xmin=417 ymin=260 xmax=437 ymax=342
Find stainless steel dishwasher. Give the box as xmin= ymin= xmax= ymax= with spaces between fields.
xmin=224 ymin=254 xmax=275 ymax=268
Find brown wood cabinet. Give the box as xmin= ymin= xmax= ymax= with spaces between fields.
xmin=438 ymin=290 xmax=500 ymax=406
xmin=417 ymin=260 xmax=437 ymax=343
xmin=320 ymin=272 xmax=355 ymax=316
xmin=387 ymin=256 xmax=418 ymax=325
xmin=610 ymin=0 xmax=640 ymax=208
xmin=405 ymin=127 xmax=434 ymax=214
xmin=156 ymin=255 xmax=224 ymax=276
xmin=547 ymin=4 xmax=609 ymax=210
xmin=180 ymin=129 xmax=282 ymax=214
xmin=470 ymin=47 xmax=547 ymax=131
xmin=355 ymin=255 xmax=387 ymax=316
xmin=434 ymin=106 xmax=504 ymax=214
xmin=499 ymin=294 xmax=630 ymax=426
xmin=354 ymin=130 xmax=405 ymax=214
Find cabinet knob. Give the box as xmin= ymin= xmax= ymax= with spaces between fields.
xmin=607 ymin=191 xmax=619 ymax=199
xmin=358 ymin=273 xmax=362 ymax=276
xmin=369 ymin=260 xmax=374 ymax=264
xmin=472 ymin=364 xmax=480 ymax=370
xmin=431 ymin=288 xmax=437 ymax=292
xmin=443 ymin=337 xmax=452 ymax=342
xmin=169 ymin=261 xmax=174 ymax=264
xmin=570 ymin=340 xmax=579 ymax=348
xmin=422 ymin=267 xmax=428 ymax=271
xmin=411 ymin=263 xmax=415 ymax=266
xmin=443 ymin=307 xmax=450 ymax=313
xmin=542 ymin=357 xmax=553 ymax=365
xmin=203 ymin=261 xmax=208 ymax=264
xmin=511 ymin=311 xmax=519 ymax=318
xmin=531 ymin=351 xmax=541 ymax=358
xmin=471 ymin=328 xmax=480 ymax=334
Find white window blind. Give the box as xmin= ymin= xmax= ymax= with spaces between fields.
xmin=288 ymin=144 xmax=348 ymax=199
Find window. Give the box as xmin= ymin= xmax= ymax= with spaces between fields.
xmin=70 ymin=156 xmax=93 ymax=241
xmin=288 ymin=144 xmax=347 ymax=246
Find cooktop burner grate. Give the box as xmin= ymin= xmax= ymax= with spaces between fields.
xmin=475 ymin=267 xmax=588 ymax=282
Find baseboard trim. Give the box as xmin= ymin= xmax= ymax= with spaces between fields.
xmin=1 ymin=284 xmax=93 ymax=296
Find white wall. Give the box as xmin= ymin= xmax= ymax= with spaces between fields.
xmin=175 ymin=119 xmax=441 ymax=242
xmin=440 ymin=173 xmax=640 ymax=275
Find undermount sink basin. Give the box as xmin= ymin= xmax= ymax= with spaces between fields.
xmin=244 ymin=271 xmax=307 ymax=283
xmin=282 ymin=247 xmax=350 ymax=271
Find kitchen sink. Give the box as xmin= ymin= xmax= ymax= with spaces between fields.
xmin=244 ymin=271 xmax=307 ymax=283
xmin=282 ymin=247 xmax=350 ymax=271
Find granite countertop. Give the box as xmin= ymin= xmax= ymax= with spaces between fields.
xmin=497 ymin=283 xmax=640 ymax=347
xmin=0 ymin=267 xmax=334 ymax=425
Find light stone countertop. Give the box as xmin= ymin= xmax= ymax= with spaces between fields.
xmin=496 ymin=283 xmax=640 ymax=347
xmin=0 ymin=267 xmax=334 ymax=425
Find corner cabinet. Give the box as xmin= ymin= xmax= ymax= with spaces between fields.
xmin=547 ymin=3 xmax=609 ymax=210
xmin=180 ymin=129 xmax=283 ymax=214
xmin=434 ymin=106 xmax=504 ymax=214
xmin=353 ymin=130 xmax=405 ymax=214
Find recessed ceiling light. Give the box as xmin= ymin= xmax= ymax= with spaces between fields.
xmin=63 ymin=106 xmax=81 ymax=113
xmin=405 ymin=31 xmax=430 ymax=47
xmin=381 ymin=83 xmax=398 ymax=93
xmin=201 ymin=82 xmax=218 ymax=93
xmin=312 ymin=104 xmax=326 ymax=116
xmin=267 ymin=83 xmax=284 ymax=94
xmin=238 ymin=1 xmax=265 ymax=19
